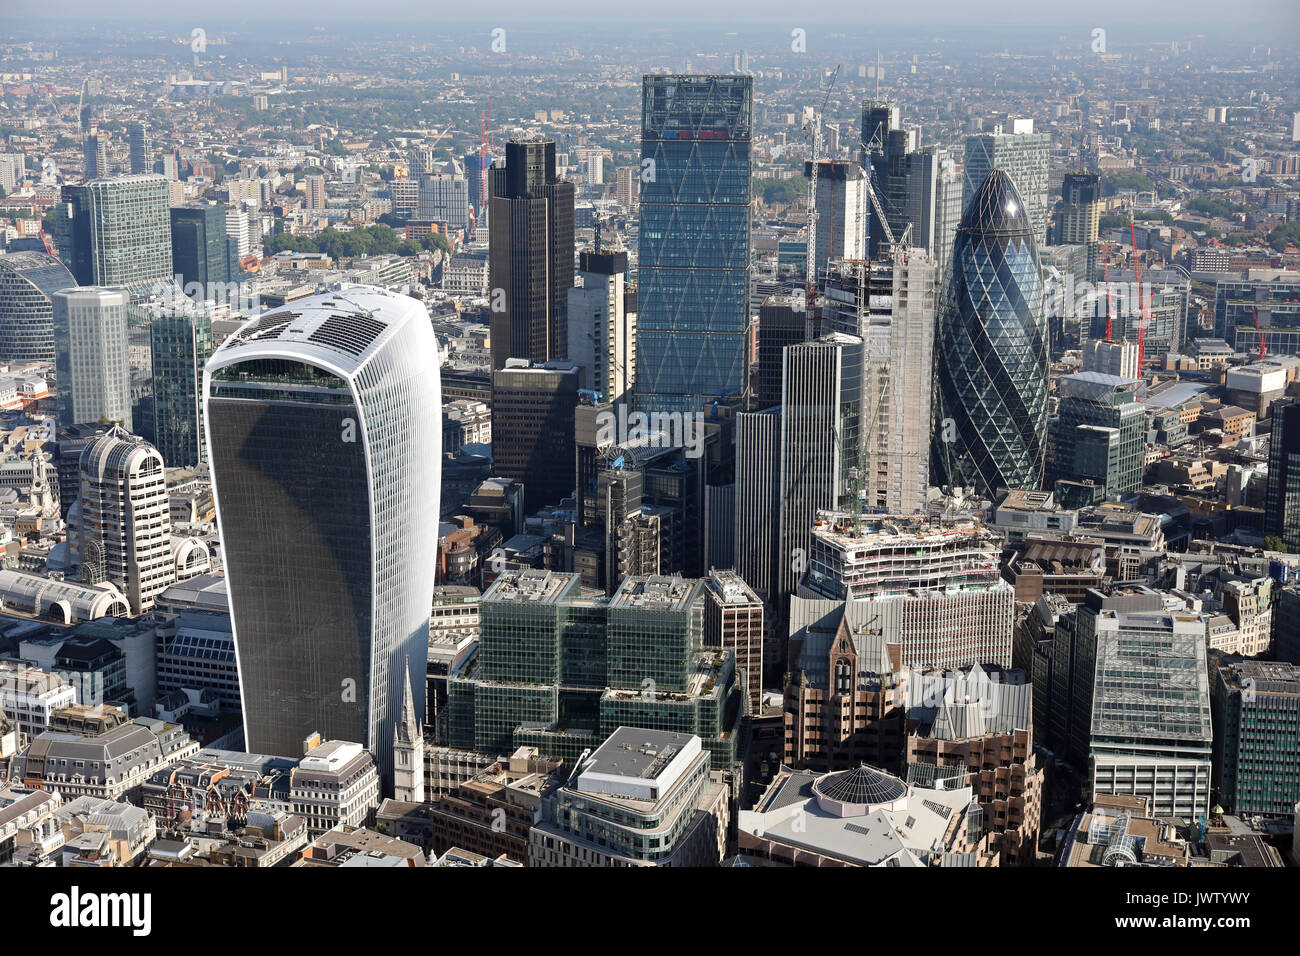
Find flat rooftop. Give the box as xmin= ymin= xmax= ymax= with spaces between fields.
xmin=484 ymin=569 xmax=576 ymax=605
xmin=998 ymin=489 xmax=1058 ymax=512
xmin=706 ymin=570 xmax=760 ymax=604
xmin=585 ymin=727 xmax=697 ymax=782
xmin=610 ymin=575 xmax=697 ymax=611
xmin=811 ymin=512 xmax=996 ymax=551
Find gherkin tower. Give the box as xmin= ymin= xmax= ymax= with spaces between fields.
xmin=931 ymin=169 xmax=1048 ymax=497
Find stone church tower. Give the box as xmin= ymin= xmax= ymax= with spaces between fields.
xmin=393 ymin=664 xmax=425 ymax=803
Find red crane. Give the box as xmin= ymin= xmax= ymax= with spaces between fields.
xmin=1253 ymin=305 xmax=1266 ymax=360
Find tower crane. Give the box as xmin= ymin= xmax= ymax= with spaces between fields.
xmin=1129 ymin=221 xmax=1149 ymax=372
xmin=803 ymin=64 xmax=840 ymax=326
xmin=480 ymin=95 xmax=493 ymax=213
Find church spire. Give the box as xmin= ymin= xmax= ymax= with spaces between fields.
xmin=392 ymin=656 xmax=425 ymax=803
xmin=395 ymin=657 xmax=418 ymax=746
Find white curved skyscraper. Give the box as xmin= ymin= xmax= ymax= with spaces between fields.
xmin=76 ymin=426 xmax=174 ymax=617
xmin=204 ymin=286 xmax=441 ymax=778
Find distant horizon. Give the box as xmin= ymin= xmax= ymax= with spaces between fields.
xmin=3 ymin=1 xmax=1296 ymax=33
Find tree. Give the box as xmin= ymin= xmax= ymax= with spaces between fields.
xmin=754 ymin=177 xmax=807 ymax=205
xmin=1102 ymin=171 xmax=1154 ymax=195
xmin=1264 ymin=536 xmax=1288 ymax=554
xmin=421 ymin=232 xmax=451 ymax=255
xmin=1266 ymin=223 xmax=1300 ymax=252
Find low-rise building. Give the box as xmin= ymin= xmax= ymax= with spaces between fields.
xmin=0 ymin=662 xmax=77 ymax=739
xmin=205 ymin=810 xmax=309 ymax=867
xmin=427 ymin=746 xmax=560 ymax=864
xmin=1057 ymin=793 xmax=1191 ymax=867
xmin=288 ymin=739 xmax=381 ymax=836
xmin=0 ymin=785 xmax=60 ymax=864
xmin=528 ymin=728 xmax=730 ymax=867
xmin=737 ymin=762 xmax=998 ymax=867
xmin=55 ymin=795 xmax=155 ymax=866
xmin=296 ymin=823 xmax=426 ymax=867
xmin=11 ymin=716 xmax=199 ymax=802
xmin=154 ymin=610 xmax=240 ymax=712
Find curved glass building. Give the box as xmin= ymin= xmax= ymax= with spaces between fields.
xmin=0 ymin=251 xmax=75 ymax=364
xmin=204 ymin=287 xmax=440 ymax=778
xmin=932 ymin=169 xmax=1047 ymax=497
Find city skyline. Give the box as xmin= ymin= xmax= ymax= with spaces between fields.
xmin=0 ymin=6 xmax=1296 ymax=897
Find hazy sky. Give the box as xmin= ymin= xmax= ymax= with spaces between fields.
xmin=6 ymin=0 xmax=1297 ymax=30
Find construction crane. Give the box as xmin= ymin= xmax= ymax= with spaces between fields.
xmin=1103 ymin=256 xmax=1115 ymax=341
xmin=425 ymin=123 xmax=454 ymax=160
xmin=803 ymin=64 xmax=840 ymax=325
xmin=862 ymin=160 xmax=909 ymax=253
xmin=480 ymin=95 xmax=493 ymax=213
xmin=1253 ymin=305 xmax=1266 ymax=360
xmin=1129 ymin=221 xmax=1149 ymax=372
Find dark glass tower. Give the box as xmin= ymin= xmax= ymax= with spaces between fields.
xmin=637 ymin=74 xmax=752 ymax=412
xmin=490 ymin=359 xmax=580 ymax=513
xmin=128 ymin=122 xmax=151 ymax=175
xmin=932 ymin=169 xmax=1048 ymax=497
xmin=150 ymin=300 xmax=213 ymax=468
xmin=756 ymin=295 xmax=805 ymax=410
xmin=488 ymin=139 xmax=575 ymax=370
xmin=170 ymin=204 xmax=232 ymax=292
xmin=1266 ymin=400 xmax=1300 ymax=550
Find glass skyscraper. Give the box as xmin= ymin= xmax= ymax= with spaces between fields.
xmin=963 ymin=127 xmax=1052 ymax=247
xmin=777 ymin=333 xmax=863 ymax=603
xmin=932 ymin=169 xmax=1048 ymax=497
xmin=487 ymin=140 xmax=574 ymax=370
xmin=127 ymin=122 xmax=151 ymax=175
xmin=0 ymin=251 xmax=75 ymax=364
xmin=150 ymin=297 xmax=213 ymax=468
xmin=1266 ymin=400 xmax=1300 ymax=550
xmin=204 ymin=286 xmax=441 ymax=778
xmin=637 ymin=74 xmax=751 ymax=411
xmin=55 ymin=174 xmax=173 ymax=289
xmin=170 ymin=204 xmax=232 ymax=293
xmin=1056 ymin=172 xmax=1101 ymax=283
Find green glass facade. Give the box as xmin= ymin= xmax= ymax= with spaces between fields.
xmin=448 ymin=570 xmax=740 ymax=770
xmin=606 ymin=579 xmax=703 ymax=693
xmin=56 ymin=174 xmax=173 ymax=289
xmin=150 ymin=304 xmax=213 ymax=468
xmin=1047 ymin=372 xmax=1145 ymax=497
xmin=1212 ymin=661 xmax=1300 ymax=816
